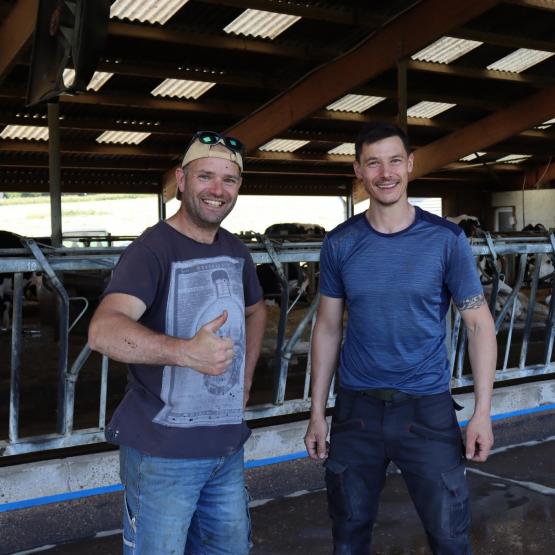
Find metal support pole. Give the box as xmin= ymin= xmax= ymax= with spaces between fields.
xmin=259 ymin=235 xmax=290 ymax=404
xmin=48 ymin=101 xmax=62 ymax=247
xmin=9 ymin=273 xmax=24 ymax=443
xmin=519 ymin=253 xmax=542 ymax=368
xmin=278 ymin=293 xmax=320 ymax=405
xmin=65 ymin=344 xmax=92 ymax=434
xmin=25 ymin=239 xmax=70 ymax=435
xmin=397 ymin=57 xmax=408 ymax=134
xmin=158 ymin=191 xmax=166 ymax=221
xmin=345 ymin=193 xmax=353 ymax=220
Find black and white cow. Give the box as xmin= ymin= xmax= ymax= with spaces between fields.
xmin=0 ymin=231 xmax=45 ymax=330
xmin=256 ymin=223 xmax=326 ymax=304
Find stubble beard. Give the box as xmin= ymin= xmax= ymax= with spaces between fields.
xmin=182 ymin=195 xmax=237 ymax=230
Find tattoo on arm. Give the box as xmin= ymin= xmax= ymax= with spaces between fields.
xmin=456 ymin=293 xmax=486 ymax=311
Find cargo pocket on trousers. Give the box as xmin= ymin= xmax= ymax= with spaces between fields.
xmin=409 ymin=422 xmax=463 ymax=445
xmin=122 ymin=492 xmax=137 ymax=552
xmin=441 ymin=464 xmax=470 ymax=538
xmin=324 ymin=458 xmax=352 ymax=521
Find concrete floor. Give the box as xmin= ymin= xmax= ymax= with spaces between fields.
xmin=3 ymin=410 xmax=554 ymax=555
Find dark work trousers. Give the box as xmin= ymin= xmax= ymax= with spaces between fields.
xmin=325 ymin=388 xmax=471 ymax=555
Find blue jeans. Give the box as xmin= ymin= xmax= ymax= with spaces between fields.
xmin=119 ymin=445 xmax=252 ymax=554
xmin=326 ymin=389 xmax=471 ymax=555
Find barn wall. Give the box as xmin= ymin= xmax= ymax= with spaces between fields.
xmin=492 ymin=189 xmax=555 ymax=230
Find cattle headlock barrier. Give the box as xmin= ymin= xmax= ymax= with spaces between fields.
xmin=0 ymin=231 xmax=554 ymax=457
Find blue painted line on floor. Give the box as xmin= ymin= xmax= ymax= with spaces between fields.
xmin=246 ymin=450 xmax=307 ymax=468
xmin=1 ymin=402 xmax=554 ymax=514
xmin=459 ymin=402 xmax=555 ymax=427
xmin=0 ymin=484 xmax=124 ymax=513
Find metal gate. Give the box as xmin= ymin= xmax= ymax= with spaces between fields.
xmin=1 ymin=233 xmax=554 ymax=456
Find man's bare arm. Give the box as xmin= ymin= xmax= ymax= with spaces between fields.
xmin=458 ymin=293 xmax=497 ymax=462
xmin=304 ymin=295 xmax=345 ymax=460
xmin=88 ymin=293 xmax=234 ymax=375
xmin=243 ymin=299 xmax=267 ymax=406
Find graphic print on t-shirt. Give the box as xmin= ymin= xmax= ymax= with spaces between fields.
xmin=153 ymin=255 xmax=245 ymax=428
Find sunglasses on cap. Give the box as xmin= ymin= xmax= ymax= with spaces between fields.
xmin=188 ymin=131 xmax=245 ymax=156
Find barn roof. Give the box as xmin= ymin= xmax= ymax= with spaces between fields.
xmin=0 ymin=0 xmax=554 ymax=198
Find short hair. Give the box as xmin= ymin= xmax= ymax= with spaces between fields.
xmin=354 ymin=122 xmax=411 ymax=161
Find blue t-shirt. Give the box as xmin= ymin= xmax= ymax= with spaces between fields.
xmin=103 ymin=221 xmax=263 ymax=458
xmin=319 ymin=207 xmax=483 ymax=395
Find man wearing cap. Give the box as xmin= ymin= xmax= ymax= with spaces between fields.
xmin=89 ymin=131 xmax=266 ymax=554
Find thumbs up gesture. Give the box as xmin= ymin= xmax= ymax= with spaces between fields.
xmin=179 ymin=311 xmax=235 ymax=375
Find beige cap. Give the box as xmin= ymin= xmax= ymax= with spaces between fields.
xmin=181 ymin=140 xmax=243 ymax=171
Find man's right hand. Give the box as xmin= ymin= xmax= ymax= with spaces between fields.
xmin=304 ymin=416 xmax=329 ymax=460
xmin=181 ymin=311 xmax=235 ymax=375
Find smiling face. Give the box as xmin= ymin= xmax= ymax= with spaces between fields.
xmin=176 ymin=153 xmax=242 ymax=233
xmin=353 ymin=136 xmax=414 ymax=208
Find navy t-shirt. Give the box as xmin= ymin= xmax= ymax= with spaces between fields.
xmin=319 ymin=207 xmax=483 ymax=395
xmin=103 ymin=221 xmax=263 ymax=458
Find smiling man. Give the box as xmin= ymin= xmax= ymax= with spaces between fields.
xmin=88 ymin=131 xmax=266 ymax=554
xmin=304 ymin=122 xmax=497 ymax=554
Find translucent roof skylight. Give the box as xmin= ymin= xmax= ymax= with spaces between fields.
xmin=96 ymin=131 xmax=151 ymax=145
xmin=224 ymin=9 xmax=300 ymax=39
xmin=110 ymin=0 xmax=190 ymax=25
xmin=495 ymin=154 xmax=532 ymax=164
xmin=151 ymin=79 xmax=216 ymax=99
xmin=63 ymin=70 xmax=113 ymax=91
xmin=326 ymin=94 xmax=385 ymax=113
xmin=328 ymin=143 xmax=355 ymax=156
xmin=487 ymin=48 xmax=554 ymax=73
xmin=411 ymin=36 xmax=482 ymax=64
xmin=0 ymin=125 xmax=49 ymax=141
xmin=460 ymin=152 xmax=487 ymax=162
xmin=259 ymin=139 xmax=309 ymax=152
xmin=407 ymin=101 xmax=456 ymax=118
xmin=535 ymin=117 xmax=555 ymax=130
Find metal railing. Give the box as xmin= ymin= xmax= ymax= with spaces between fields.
xmin=0 ymin=233 xmax=554 ymax=456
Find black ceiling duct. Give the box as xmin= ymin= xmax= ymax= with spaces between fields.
xmin=26 ymin=0 xmax=111 ymax=107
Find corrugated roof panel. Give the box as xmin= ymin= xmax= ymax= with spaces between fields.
xmin=536 ymin=117 xmax=555 ymax=130
xmin=328 ymin=143 xmax=355 ymax=156
xmin=460 ymin=152 xmax=487 ymax=162
xmin=223 ymin=9 xmax=301 ymax=39
xmin=62 ymin=70 xmax=113 ymax=91
xmin=495 ymin=154 xmax=532 ymax=164
xmin=96 ymin=131 xmax=151 ymax=145
xmin=151 ymin=79 xmax=216 ymax=99
xmin=407 ymin=101 xmax=456 ymax=118
xmin=110 ymin=0 xmax=190 ymax=25
xmin=259 ymin=139 xmax=309 ymax=152
xmin=326 ymin=94 xmax=385 ymax=113
xmin=411 ymin=36 xmax=482 ymax=64
xmin=0 ymin=125 xmax=49 ymax=141
xmin=487 ymin=48 xmax=554 ymax=73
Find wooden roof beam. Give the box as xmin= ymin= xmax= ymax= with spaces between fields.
xmin=521 ymin=160 xmax=555 ymax=188
xmin=506 ymin=0 xmax=555 ymax=11
xmin=0 ymin=0 xmax=38 ymax=85
xmin=357 ymin=85 xmax=512 ymax=110
xmin=60 ymin=91 xmax=255 ymax=117
xmin=224 ymin=0 xmax=504 ymax=151
xmin=407 ymin=60 xmax=554 ymax=87
xmin=95 ymin=60 xmax=286 ymax=90
xmin=0 ymin=140 xmax=177 ymax=158
xmin=452 ymin=27 xmax=555 ymax=52
xmin=107 ymin=22 xmax=337 ymax=62
xmin=195 ymin=0 xmax=385 ymax=26
xmin=411 ymin=83 xmax=555 ymax=179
